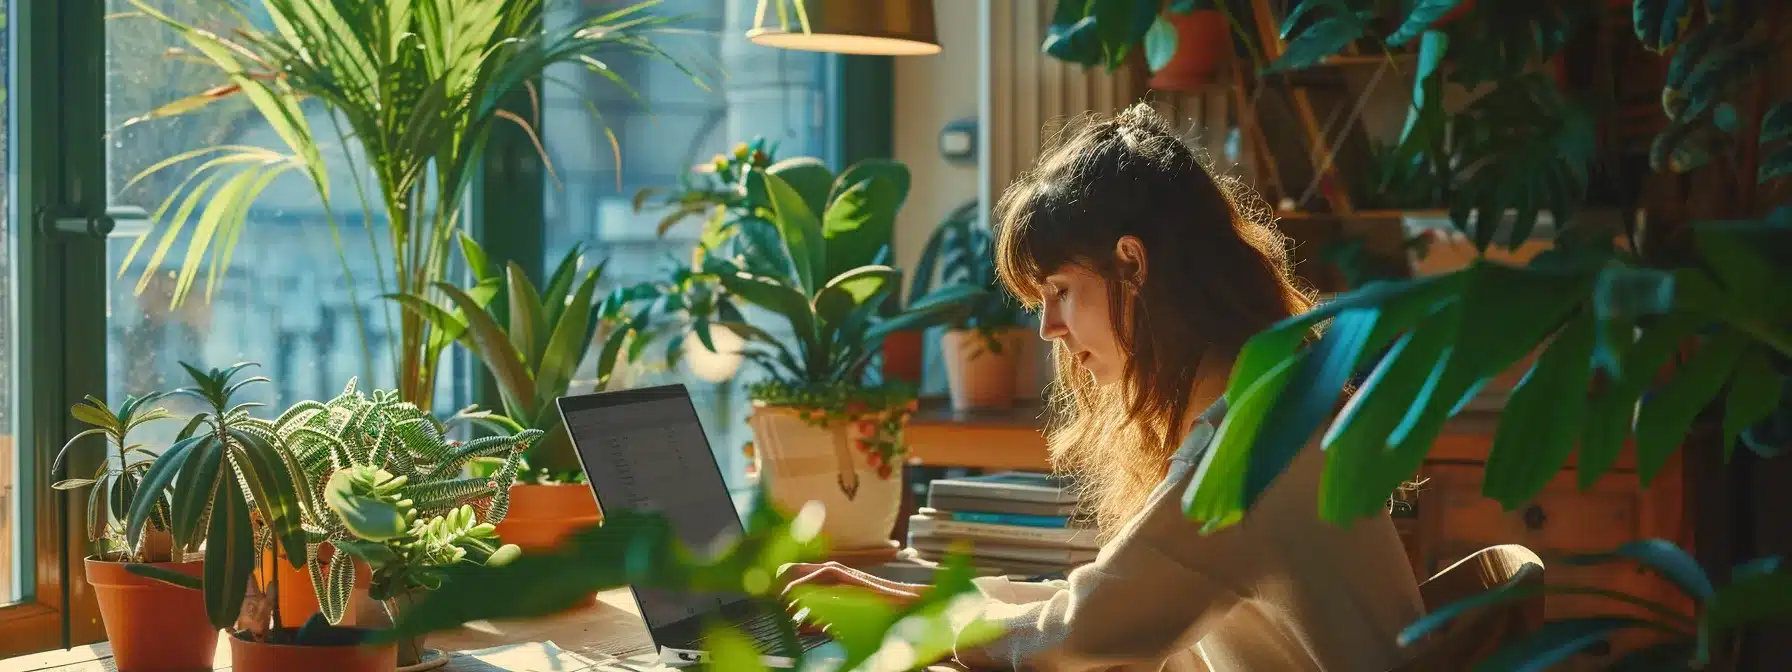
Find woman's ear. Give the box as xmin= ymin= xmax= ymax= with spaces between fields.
xmin=1114 ymin=235 xmax=1148 ymax=291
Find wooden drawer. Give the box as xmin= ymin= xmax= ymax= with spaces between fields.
xmin=1410 ymin=463 xmax=1691 ymax=668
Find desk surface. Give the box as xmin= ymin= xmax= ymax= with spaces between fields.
xmin=0 ymin=590 xmax=661 ymax=672
xmin=0 ymin=589 xmax=970 ymax=672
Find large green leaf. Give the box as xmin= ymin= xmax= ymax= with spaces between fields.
xmin=506 ymin=263 xmax=549 ymax=367
xmin=717 ymin=271 xmax=816 ymax=345
xmin=1480 ymin=617 xmax=1667 ymax=670
xmin=1184 ymin=355 xmax=1302 ymax=528
xmin=1320 ymin=302 xmax=1464 ymax=522
xmin=765 ymin=157 xmax=833 ymax=218
xmin=324 ymin=469 xmax=409 ymax=542
xmin=1635 ymin=328 xmax=1746 ymax=484
xmin=1244 ymin=308 xmax=1379 ymax=508
xmin=865 ymin=283 xmax=985 ymax=341
xmin=170 ymin=437 xmax=225 ymax=552
xmin=750 ymin=169 xmax=826 ymax=296
xmin=203 ymin=472 xmax=254 ymax=629
xmin=125 ymin=435 xmax=201 ymax=548
xmin=534 ymin=267 xmax=604 ymax=414
xmin=1482 ymin=310 xmax=1597 ymax=509
xmin=1265 ymin=13 xmax=1368 ymax=74
xmin=1759 ymin=146 xmax=1792 ymax=184
xmin=1386 ymin=0 xmax=1467 ymax=47
xmin=1761 ymin=102 xmax=1792 ymax=144
xmin=1562 ymin=538 xmax=1713 ymax=600
xmin=1093 ymin=0 xmax=1157 ymax=66
xmin=1722 ymin=346 xmax=1784 ymax=460
xmin=436 ymin=282 xmax=535 ymax=415
xmin=228 ymin=428 xmax=308 ymax=568
xmin=822 ymin=160 xmax=909 ymax=280
xmin=1704 ymin=569 xmax=1792 ymax=637
xmin=1144 ymin=16 xmax=1177 ymax=72
xmin=1578 ymin=314 xmax=1700 ymax=489
xmin=812 ymin=266 xmax=899 ymax=328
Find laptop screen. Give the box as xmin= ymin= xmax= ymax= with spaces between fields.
xmin=558 ymin=385 xmax=749 ymax=631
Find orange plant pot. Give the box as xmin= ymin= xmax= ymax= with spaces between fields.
xmin=260 ymin=544 xmax=371 ymax=628
xmin=227 ymin=630 xmax=395 ymax=672
xmin=1147 ymin=10 xmax=1228 ymax=92
xmin=86 ymin=558 xmax=219 ymax=672
xmin=881 ymin=329 xmax=926 ymax=386
xmin=493 ymin=483 xmax=604 ymax=553
xmin=942 ymin=328 xmax=1032 ymax=411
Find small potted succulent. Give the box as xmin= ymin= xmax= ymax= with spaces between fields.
xmin=271 ymin=378 xmax=538 ymax=660
xmin=124 ymin=363 xmax=396 ymax=671
xmin=50 ymin=393 xmax=217 ymax=671
xmin=912 ymin=200 xmax=1034 ymax=410
xmin=393 ymin=234 xmax=605 ymax=552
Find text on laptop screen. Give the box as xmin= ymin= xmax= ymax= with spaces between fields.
xmin=562 ymin=387 xmax=748 ymax=630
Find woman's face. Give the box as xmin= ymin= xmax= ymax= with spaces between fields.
xmin=1038 ymin=264 xmax=1127 ymax=386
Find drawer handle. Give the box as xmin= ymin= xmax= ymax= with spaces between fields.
xmin=1522 ymin=505 xmax=1548 ymax=531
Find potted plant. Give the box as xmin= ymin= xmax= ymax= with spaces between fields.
xmin=325 ymin=466 xmax=524 ymax=668
xmin=271 ymin=379 xmax=537 ymax=642
xmin=49 ymin=393 xmax=218 ymax=671
xmin=912 ymin=201 xmax=1034 ymax=411
xmin=124 ymin=363 xmax=396 ymax=671
xmin=709 ymin=166 xmax=978 ymax=551
xmin=118 ymin=0 xmax=678 ymax=410
xmin=394 ymin=234 xmax=607 ymax=552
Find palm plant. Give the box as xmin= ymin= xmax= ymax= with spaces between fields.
xmin=118 ymin=0 xmax=685 ymax=410
xmin=392 ymin=234 xmax=602 ymax=483
xmin=50 ymin=394 xmax=178 ymax=562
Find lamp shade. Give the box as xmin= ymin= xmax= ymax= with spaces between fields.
xmin=747 ymin=0 xmax=940 ymax=56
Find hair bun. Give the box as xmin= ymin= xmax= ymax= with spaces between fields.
xmin=1114 ymin=102 xmax=1174 ymax=137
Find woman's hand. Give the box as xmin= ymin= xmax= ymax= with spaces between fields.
xmin=779 ymin=561 xmax=925 ymax=610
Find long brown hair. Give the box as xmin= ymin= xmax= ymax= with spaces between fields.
xmin=994 ymin=103 xmax=1316 ymax=534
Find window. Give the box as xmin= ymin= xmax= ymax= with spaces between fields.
xmin=540 ymin=0 xmax=832 ymax=490
xmin=103 ymin=0 xmax=470 ymax=435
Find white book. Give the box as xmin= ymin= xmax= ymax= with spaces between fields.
xmin=927 ymin=471 xmax=1078 ymax=504
xmin=907 ymin=514 xmax=1101 ymax=550
xmin=910 ymin=537 xmax=1099 ymax=565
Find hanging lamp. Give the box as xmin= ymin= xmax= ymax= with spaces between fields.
xmin=746 ymin=0 xmax=941 ymax=56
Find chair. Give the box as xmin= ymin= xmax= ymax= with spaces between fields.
xmin=1394 ymin=544 xmax=1547 ymax=670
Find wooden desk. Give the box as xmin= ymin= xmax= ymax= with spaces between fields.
xmin=905 ymin=399 xmax=1050 ymax=472
xmin=0 ymin=589 xmax=970 ymax=672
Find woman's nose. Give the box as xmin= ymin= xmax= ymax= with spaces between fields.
xmin=1038 ymin=302 xmax=1067 ymax=341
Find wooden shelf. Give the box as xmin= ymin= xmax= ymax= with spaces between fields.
xmin=905 ymin=397 xmax=1051 ymax=472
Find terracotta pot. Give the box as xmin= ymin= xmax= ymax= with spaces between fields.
xmin=1147 ymin=10 xmax=1228 ymax=91
xmin=747 ymin=405 xmax=907 ymax=550
xmin=86 ymin=558 xmax=219 ymax=671
xmin=881 ymin=329 xmax=926 ymax=386
xmin=261 ymin=544 xmax=371 ymax=628
xmin=227 ymin=628 xmax=396 ymax=672
xmin=942 ymin=328 xmax=1032 ymax=411
xmin=493 ymin=483 xmax=604 ymax=553
xmin=352 ymin=588 xmax=430 ymax=667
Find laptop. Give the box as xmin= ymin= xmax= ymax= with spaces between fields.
xmin=558 ymin=384 xmax=838 ymax=667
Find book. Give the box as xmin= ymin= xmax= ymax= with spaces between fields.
xmin=927 ymin=493 xmax=1078 ymax=517
xmin=911 ymin=538 xmax=1098 ymax=565
xmin=914 ymin=550 xmax=1079 ymax=578
xmin=927 ymin=471 xmax=1078 ymax=504
xmin=907 ymin=513 xmax=1101 ymax=550
xmin=940 ymin=510 xmax=1070 ymax=529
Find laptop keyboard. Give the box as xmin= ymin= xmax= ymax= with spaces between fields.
xmin=691 ymin=612 xmax=831 ymax=654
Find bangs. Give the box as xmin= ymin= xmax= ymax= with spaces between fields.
xmin=993 ymin=180 xmax=1078 ymax=309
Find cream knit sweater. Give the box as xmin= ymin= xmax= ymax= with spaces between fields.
xmin=951 ymin=403 xmax=1424 ymax=671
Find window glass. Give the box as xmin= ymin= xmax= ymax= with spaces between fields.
xmin=104 ymin=0 xmax=470 ymax=443
xmin=541 ymin=0 xmax=830 ymax=491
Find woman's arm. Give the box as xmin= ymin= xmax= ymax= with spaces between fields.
xmin=950 ymin=460 xmax=1260 ymax=671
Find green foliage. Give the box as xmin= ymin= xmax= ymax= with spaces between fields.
xmin=602 ymin=147 xmax=977 ymax=408
xmin=326 ymin=468 xmax=522 ymax=601
xmin=117 ymin=0 xmax=681 ymax=409
xmin=746 ymin=380 xmax=917 ymax=470
xmin=393 ymin=235 xmax=605 ymax=483
xmin=1044 ymin=0 xmax=1210 ymax=73
xmin=912 ymin=200 xmax=1030 ymax=349
xmin=383 ymin=492 xmax=1003 ymax=669
xmin=1400 ymin=538 xmax=1790 ymax=669
xmin=50 ymin=394 xmax=177 ymax=562
xmin=278 ymin=379 xmax=539 ymax=624
xmin=125 ymin=362 xmax=308 ymax=630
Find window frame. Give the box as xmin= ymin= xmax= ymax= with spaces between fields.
xmin=2 ymin=0 xmax=111 ymax=656
xmin=0 ymin=1 xmax=889 ymax=657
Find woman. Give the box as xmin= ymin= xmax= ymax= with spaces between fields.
xmin=781 ymin=104 xmax=1423 ymax=670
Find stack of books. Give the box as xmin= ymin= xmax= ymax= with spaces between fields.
xmin=907 ymin=472 xmax=1099 ymax=577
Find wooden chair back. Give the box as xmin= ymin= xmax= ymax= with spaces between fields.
xmin=1394 ymin=544 xmax=1546 ymax=670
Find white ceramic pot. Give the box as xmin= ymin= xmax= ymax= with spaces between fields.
xmin=746 ymin=405 xmax=906 ymax=550
xmin=941 ymin=327 xmax=1032 ymax=411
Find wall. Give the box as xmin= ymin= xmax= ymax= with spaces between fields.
xmin=892 ymin=0 xmax=980 ymax=292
